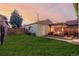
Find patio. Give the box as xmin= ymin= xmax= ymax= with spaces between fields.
xmin=47 ymin=36 xmax=79 ymax=45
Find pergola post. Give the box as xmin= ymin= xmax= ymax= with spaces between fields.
xmin=49 ymin=24 xmax=52 ymax=35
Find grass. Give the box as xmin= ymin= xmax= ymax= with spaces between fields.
xmin=0 ymin=34 xmax=79 ymax=56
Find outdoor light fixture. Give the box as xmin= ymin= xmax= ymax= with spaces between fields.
xmin=62 ymin=28 xmax=64 ymax=32
xmin=57 ymin=31 xmax=61 ymax=34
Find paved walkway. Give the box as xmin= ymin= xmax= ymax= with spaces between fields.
xmin=72 ymin=39 xmax=79 ymax=45
xmin=47 ymin=36 xmax=79 ymax=45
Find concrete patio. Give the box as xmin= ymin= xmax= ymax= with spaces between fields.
xmin=47 ymin=36 xmax=79 ymax=45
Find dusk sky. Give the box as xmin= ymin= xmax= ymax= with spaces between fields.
xmin=0 ymin=3 xmax=77 ymax=25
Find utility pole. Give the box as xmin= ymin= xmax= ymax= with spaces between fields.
xmin=37 ymin=13 xmax=40 ymax=22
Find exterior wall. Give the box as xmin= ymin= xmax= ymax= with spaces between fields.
xmin=36 ymin=24 xmax=50 ymax=36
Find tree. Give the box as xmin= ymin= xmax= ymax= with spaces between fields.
xmin=10 ymin=10 xmax=23 ymax=28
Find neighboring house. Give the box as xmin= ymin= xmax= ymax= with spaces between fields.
xmin=25 ymin=19 xmax=53 ymax=36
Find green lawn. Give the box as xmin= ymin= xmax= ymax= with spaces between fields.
xmin=0 ymin=34 xmax=79 ymax=56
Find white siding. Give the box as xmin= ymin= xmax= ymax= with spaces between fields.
xmin=25 ymin=24 xmax=50 ymax=36
xmin=36 ymin=24 xmax=50 ymax=36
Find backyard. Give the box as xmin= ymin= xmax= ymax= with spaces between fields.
xmin=0 ymin=34 xmax=79 ymax=56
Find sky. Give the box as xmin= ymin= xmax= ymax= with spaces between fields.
xmin=0 ymin=3 xmax=77 ymax=25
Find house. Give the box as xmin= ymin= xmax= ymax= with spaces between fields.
xmin=25 ymin=19 xmax=53 ymax=36
xmin=25 ymin=19 xmax=78 ymax=37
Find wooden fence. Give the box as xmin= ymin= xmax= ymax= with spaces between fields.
xmin=8 ymin=28 xmax=25 ymax=35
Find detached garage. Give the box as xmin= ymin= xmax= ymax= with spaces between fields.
xmin=25 ymin=19 xmax=53 ymax=36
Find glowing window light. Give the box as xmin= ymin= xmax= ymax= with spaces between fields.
xmin=57 ymin=31 xmax=60 ymax=34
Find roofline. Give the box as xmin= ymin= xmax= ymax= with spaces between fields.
xmin=25 ymin=20 xmax=78 ymax=26
xmin=25 ymin=19 xmax=53 ymax=26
